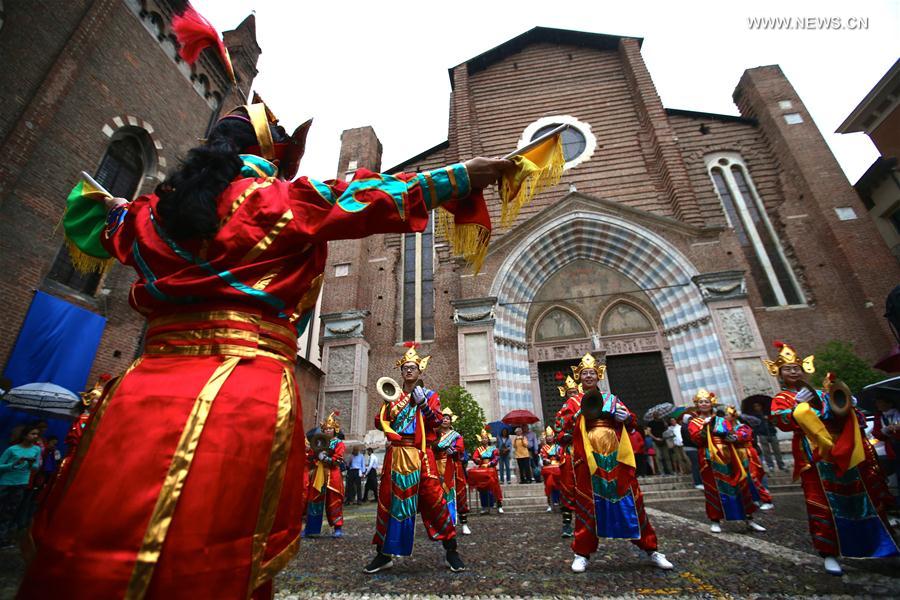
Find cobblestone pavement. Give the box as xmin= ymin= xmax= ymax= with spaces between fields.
xmin=2 ymin=489 xmax=898 ymax=599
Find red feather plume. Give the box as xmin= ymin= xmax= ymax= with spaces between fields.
xmin=773 ymin=340 xmax=785 ymax=349
xmin=98 ymin=373 xmax=112 ymax=381
xmin=403 ymin=341 xmax=420 ymax=349
xmin=171 ymin=3 xmax=235 ymax=83
xmin=333 ymin=410 xmax=340 ymax=416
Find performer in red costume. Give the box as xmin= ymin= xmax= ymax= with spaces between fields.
xmin=556 ymin=353 xmax=673 ymax=573
xmin=766 ymin=341 xmax=899 ymax=576
xmin=469 ymin=428 xmax=505 ymax=514
xmin=727 ymin=408 xmax=775 ymax=511
xmin=555 ymin=375 xmax=580 ymax=537
xmin=434 ymin=407 xmax=471 ymax=535
xmin=365 ymin=344 xmax=464 ymax=574
xmin=687 ymin=390 xmax=766 ymax=534
xmin=303 ymin=412 xmax=345 ymax=538
xmin=20 ymin=63 xmax=509 ymax=600
xmin=540 ymin=426 xmax=563 ymax=512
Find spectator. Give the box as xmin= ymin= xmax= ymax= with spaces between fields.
xmin=873 ymin=396 xmax=900 ymax=505
xmin=630 ymin=427 xmax=648 ymax=476
xmin=497 ymin=428 xmax=512 ymax=484
xmin=681 ymin=414 xmax=703 ymax=488
xmin=668 ymin=417 xmax=690 ymax=474
xmin=745 ymin=400 xmax=786 ymax=472
xmin=649 ymin=418 xmax=673 ymax=475
xmin=362 ymin=447 xmax=380 ymax=502
xmin=526 ymin=426 xmax=542 ymax=483
xmin=0 ymin=425 xmax=42 ymax=547
xmin=513 ymin=427 xmax=533 ymax=483
xmin=345 ymin=446 xmax=365 ymax=505
xmin=644 ymin=427 xmax=657 ymax=475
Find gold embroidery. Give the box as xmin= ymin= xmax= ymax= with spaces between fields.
xmin=423 ymin=173 xmax=438 ymax=207
xmin=252 ymin=267 xmax=282 ymax=291
xmin=241 ymin=209 xmax=293 ymax=264
xmin=148 ymin=310 xmax=261 ymax=330
xmin=249 ymin=368 xmax=297 ymax=595
xmin=126 ymin=356 xmax=241 ymax=599
xmin=446 ymin=166 xmax=458 ymax=197
xmin=289 ymin=273 xmax=324 ymax=322
xmin=220 ymin=179 xmax=274 ymax=227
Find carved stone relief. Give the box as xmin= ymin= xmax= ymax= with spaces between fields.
xmin=325 ymin=345 xmax=356 ymax=386
xmin=733 ymin=357 xmax=776 ymax=397
xmin=718 ymin=307 xmax=755 ymax=352
xmin=323 ymin=390 xmax=354 ymax=424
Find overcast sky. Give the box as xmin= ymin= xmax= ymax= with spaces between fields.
xmin=193 ymin=0 xmax=899 ymax=184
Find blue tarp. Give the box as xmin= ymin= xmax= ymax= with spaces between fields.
xmin=1 ymin=291 xmax=106 ymax=452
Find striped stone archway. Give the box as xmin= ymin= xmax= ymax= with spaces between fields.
xmin=489 ymin=209 xmax=737 ymax=414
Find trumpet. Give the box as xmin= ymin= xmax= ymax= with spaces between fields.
xmin=580 ymin=388 xmax=618 ymax=422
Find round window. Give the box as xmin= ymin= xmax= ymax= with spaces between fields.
xmin=533 ymin=124 xmax=587 ymax=162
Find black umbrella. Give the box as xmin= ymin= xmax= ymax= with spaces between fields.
xmin=741 ymin=394 xmax=772 ymax=415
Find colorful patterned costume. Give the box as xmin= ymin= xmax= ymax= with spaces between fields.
xmin=21 ymin=94 xmax=473 ymax=597
xmin=557 ymin=354 xmax=658 ymax=557
xmin=469 ymin=432 xmax=504 ymax=508
xmin=372 ymin=346 xmax=456 ymax=557
xmin=303 ymin=412 xmax=345 ymax=536
xmin=688 ymin=391 xmax=757 ymax=522
xmin=540 ymin=430 xmax=563 ymax=507
xmin=434 ymin=410 xmax=468 ymax=527
xmin=767 ymin=342 xmax=898 ymax=559
xmin=555 ymin=376 xmax=580 ymax=527
xmin=737 ymin=427 xmax=773 ymax=505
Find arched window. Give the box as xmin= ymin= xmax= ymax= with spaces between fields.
xmin=706 ymin=153 xmax=803 ymax=307
xmin=47 ymin=133 xmax=148 ymax=295
xmin=600 ymin=302 xmax=653 ymax=336
xmin=401 ymin=215 xmax=434 ymax=341
xmin=535 ymin=307 xmax=587 ymax=342
xmin=519 ymin=115 xmax=596 ymax=170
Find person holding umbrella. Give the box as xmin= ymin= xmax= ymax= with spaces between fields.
xmin=556 ymin=353 xmax=673 ymax=573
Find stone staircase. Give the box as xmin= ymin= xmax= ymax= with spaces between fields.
xmin=469 ymin=472 xmax=798 ymax=515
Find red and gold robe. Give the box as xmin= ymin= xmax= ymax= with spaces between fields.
xmin=434 ymin=429 xmax=467 ymax=524
xmin=556 ymin=392 xmax=658 ymax=557
xmin=21 ymin=159 xmax=472 ymax=599
xmin=688 ymin=415 xmax=756 ymax=522
xmin=468 ymin=444 xmax=503 ymax=503
xmin=771 ymin=388 xmax=898 ymax=558
xmin=304 ymin=437 xmax=345 ymax=535
xmin=540 ymin=442 xmax=563 ymax=503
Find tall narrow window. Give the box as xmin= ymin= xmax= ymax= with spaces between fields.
xmin=706 ymin=153 xmax=802 ymax=306
xmin=47 ymin=134 xmax=146 ymax=294
xmin=401 ymin=216 xmax=434 ymax=341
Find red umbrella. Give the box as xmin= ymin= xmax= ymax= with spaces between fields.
xmin=501 ymin=409 xmax=540 ymax=426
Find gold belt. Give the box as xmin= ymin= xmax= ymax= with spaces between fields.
xmin=143 ymin=310 xmax=297 ymax=365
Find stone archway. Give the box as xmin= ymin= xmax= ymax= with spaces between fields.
xmin=489 ymin=210 xmax=737 ymax=415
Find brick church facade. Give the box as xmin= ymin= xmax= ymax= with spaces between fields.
xmin=319 ymin=27 xmax=900 ymax=440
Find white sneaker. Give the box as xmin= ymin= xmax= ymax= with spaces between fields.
xmin=759 ymin=503 xmax=774 ymax=511
xmin=648 ymin=551 xmax=674 ymax=570
xmin=461 ymin=524 xmax=472 ymax=535
xmin=571 ymin=554 xmax=588 ymax=573
xmin=823 ymin=556 xmax=842 ymax=576
xmin=694 ymin=484 xmax=704 ymax=490
xmin=746 ymin=520 xmax=766 ymax=532
xmin=546 ymin=506 xmax=553 ymax=512
xmin=498 ymin=506 xmax=504 ymax=514
xmin=710 ymin=522 xmax=722 ymax=533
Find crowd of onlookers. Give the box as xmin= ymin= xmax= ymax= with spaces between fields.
xmin=0 ymin=421 xmax=62 ymax=548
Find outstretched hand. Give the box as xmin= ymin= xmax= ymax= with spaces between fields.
xmin=464 ymin=157 xmax=515 ymax=189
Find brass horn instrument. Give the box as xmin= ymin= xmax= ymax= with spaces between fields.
xmin=797 ymin=372 xmax=853 ymax=419
xmin=580 ymin=389 xmax=617 ymax=422
xmin=376 ymin=376 xmax=425 ymax=403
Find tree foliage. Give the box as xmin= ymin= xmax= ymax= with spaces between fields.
xmin=810 ymin=340 xmax=884 ymax=396
xmin=437 ymin=385 xmax=486 ymax=452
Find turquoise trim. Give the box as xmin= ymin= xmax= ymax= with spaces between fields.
xmin=591 ymin=474 xmax=621 ymax=501
xmin=148 ymin=210 xmax=286 ymax=311
xmin=337 ymin=174 xmax=409 ymax=217
xmin=393 ymin=402 xmax=417 ymax=434
xmin=391 ymin=469 xmax=420 ymax=491
xmin=132 ymin=241 xmax=197 ymax=304
xmin=239 ymin=154 xmax=278 ymax=178
xmin=450 ymin=163 xmax=471 ymax=197
xmin=437 ymin=430 xmax=461 ymax=451
xmin=825 ymin=491 xmax=877 ymax=520
xmin=309 ymin=179 xmax=336 ymax=205
xmin=390 ymin=495 xmax=419 ymax=521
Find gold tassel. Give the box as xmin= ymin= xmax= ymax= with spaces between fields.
xmin=64 ymin=237 xmax=114 ymax=275
xmin=435 ymin=208 xmax=491 ymax=274
xmin=499 ymin=137 xmax=566 ymax=227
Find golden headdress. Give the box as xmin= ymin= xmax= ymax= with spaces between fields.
xmin=557 ymin=375 xmax=582 ymax=397
xmin=571 ymin=353 xmax=606 ymax=381
xmin=762 ymin=341 xmax=815 ymax=377
xmin=478 ymin=425 xmax=494 ymax=444
xmin=396 ymin=341 xmax=431 ymax=372
xmin=321 ymin=410 xmax=341 ymax=432
xmin=692 ymin=388 xmax=718 ymax=406
xmin=544 ymin=426 xmax=554 ymax=438
xmin=441 ymin=407 xmax=458 ymax=423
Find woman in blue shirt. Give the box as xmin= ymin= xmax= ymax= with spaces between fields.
xmin=0 ymin=424 xmax=42 ymax=546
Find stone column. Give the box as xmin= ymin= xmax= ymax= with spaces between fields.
xmin=319 ymin=310 xmax=370 ymax=440
xmin=451 ymin=297 xmax=500 ymax=422
xmin=693 ymin=271 xmax=778 ymax=401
